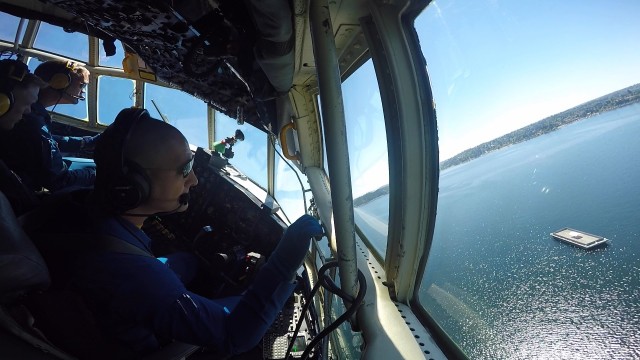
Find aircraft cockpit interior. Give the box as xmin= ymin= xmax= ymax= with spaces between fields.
xmin=4 ymin=0 xmax=636 ymax=359
xmin=0 ymin=0 xmax=375 ymax=359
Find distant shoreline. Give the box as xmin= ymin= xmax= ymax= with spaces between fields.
xmin=354 ymin=83 xmax=640 ymax=207
xmin=440 ymin=83 xmax=640 ymax=170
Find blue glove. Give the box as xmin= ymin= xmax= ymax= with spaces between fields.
xmin=269 ymin=215 xmax=323 ymax=280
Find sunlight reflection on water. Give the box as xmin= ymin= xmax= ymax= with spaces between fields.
xmin=414 ymin=107 xmax=640 ymax=359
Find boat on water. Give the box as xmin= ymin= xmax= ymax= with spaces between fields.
xmin=551 ymin=228 xmax=609 ymax=249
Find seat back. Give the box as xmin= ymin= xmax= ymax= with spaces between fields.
xmin=0 ymin=190 xmax=64 ymax=359
xmin=0 ymin=159 xmax=40 ymax=216
xmin=15 ymin=191 xmax=200 ymax=359
xmin=0 ymin=190 xmax=186 ymax=360
xmin=0 ymin=191 xmax=50 ymax=304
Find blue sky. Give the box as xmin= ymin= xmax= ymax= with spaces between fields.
xmin=416 ymin=0 xmax=640 ymax=160
xmin=342 ymin=0 xmax=640 ymax=199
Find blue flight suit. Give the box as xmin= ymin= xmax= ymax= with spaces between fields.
xmin=0 ymin=102 xmax=97 ymax=192
xmin=70 ymin=214 xmax=296 ymax=356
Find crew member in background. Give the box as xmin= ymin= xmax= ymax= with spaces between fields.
xmin=0 ymin=58 xmax=46 ymax=131
xmin=0 ymin=59 xmax=99 ymax=192
xmin=0 ymin=58 xmax=47 ymax=213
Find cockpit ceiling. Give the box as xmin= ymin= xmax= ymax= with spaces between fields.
xmin=2 ymin=0 xmax=294 ymax=132
xmin=1 ymin=0 xmax=377 ymax=131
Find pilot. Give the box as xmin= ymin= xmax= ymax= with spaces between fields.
xmin=0 ymin=59 xmax=98 ymax=192
xmin=47 ymin=108 xmax=322 ymax=356
xmin=0 ymin=59 xmax=46 ymax=131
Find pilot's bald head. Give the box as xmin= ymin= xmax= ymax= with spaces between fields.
xmin=94 ymin=108 xmax=188 ymax=170
xmin=123 ymin=115 xmax=189 ymax=169
xmin=93 ymin=108 xmax=193 ymax=213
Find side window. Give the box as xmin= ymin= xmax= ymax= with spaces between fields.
xmin=33 ymin=21 xmax=88 ymax=61
xmin=0 ymin=13 xmax=25 ymax=42
xmin=215 ymin=112 xmax=268 ymax=190
xmin=97 ymin=76 xmax=135 ymax=125
xmin=415 ymin=1 xmax=640 ymax=358
xmin=342 ymin=60 xmax=389 ymax=257
xmin=144 ymin=83 xmax=208 ymax=149
xmin=275 ymin=154 xmax=307 ymax=222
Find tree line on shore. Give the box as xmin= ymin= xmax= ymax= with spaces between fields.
xmin=354 ymin=83 xmax=640 ymax=207
xmin=440 ymin=83 xmax=640 ymax=170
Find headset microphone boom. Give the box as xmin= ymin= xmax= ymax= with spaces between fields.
xmin=124 ymin=192 xmax=190 ymax=217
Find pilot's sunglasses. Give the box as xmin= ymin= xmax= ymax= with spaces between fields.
xmin=179 ymin=157 xmax=194 ymax=178
xmin=145 ymin=157 xmax=194 ymax=178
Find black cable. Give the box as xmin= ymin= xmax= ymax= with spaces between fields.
xmin=49 ymin=91 xmax=65 ymax=113
xmin=300 ymin=270 xmax=366 ymax=360
xmin=285 ymin=262 xmax=337 ymax=359
xmin=299 ymin=270 xmax=321 ymax=346
xmin=319 ymin=275 xmax=354 ymax=303
xmin=284 ymin=261 xmax=367 ymax=360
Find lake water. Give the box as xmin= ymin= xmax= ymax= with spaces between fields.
xmin=355 ymin=104 xmax=640 ymax=359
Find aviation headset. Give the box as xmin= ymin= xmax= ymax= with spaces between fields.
xmin=96 ymin=108 xmax=152 ymax=213
xmin=0 ymin=60 xmax=30 ymax=117
xmin=45 ymin=60 xmax=78 ymax=91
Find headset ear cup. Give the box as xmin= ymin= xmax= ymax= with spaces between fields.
xmin=125 ymin=160 xmax=151 ymax=204
xmin=0 ymin=91 xmax=13 ymax=117
xmin=110 ymin=160 xmax=151 ymax=211
xmin=48 ymin=72 xmax=71 ymax=90
xmin=94 ymin=107 xmax=152 ymax=212
xmin=109 ymin=175 xmax=142 ymax=212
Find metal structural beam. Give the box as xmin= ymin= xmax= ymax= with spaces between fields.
xmin=309 ymin=0 xmax=359 ymax=301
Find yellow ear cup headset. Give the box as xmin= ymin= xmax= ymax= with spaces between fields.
xmin=0 ymin=59 xmax=29 ymax=117
xmin=47 ymin=60 xmax=77 ymax=91
xmin=0 ymin=91 xmax=13 ymax=118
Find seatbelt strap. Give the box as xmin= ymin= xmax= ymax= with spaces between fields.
xmin=37 ymin=233 xmax=156 ymax=258
xmin=94 ymin=235 xmax=155 ymax=258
